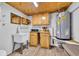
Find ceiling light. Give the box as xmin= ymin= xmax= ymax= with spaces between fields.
xmin=42 ymin=16 xmax=46 ymax=20
xmin=33 ymin=2 xmax=38 ymax=7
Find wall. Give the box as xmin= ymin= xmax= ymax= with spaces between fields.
xmin=49 ymin=13 xmax=58 ymax=45
xmin=67 ymin=2 xmax=79 ymax=13
xmin=0 ymin=3 xmax=28 ymax=55
xmin=71 ymin=8 xmax=79 ymax=42
xmin=49 ymin=13 xmax=58 ymax=37
xmin=67 ymin=2 xmax=79 ymax=42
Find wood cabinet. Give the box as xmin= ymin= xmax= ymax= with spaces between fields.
xmin=21 ymin=18 xmax=30 ymax=25
xmin=40 ymin=30 xmax=50 ymax=48
xmin=21 ymin=18 xmax=27 ymax=24
xmin=32 ymin=13 xmax=49 ymax=25
xmin=30 ymin=30 xmax=50 ymax=48
xmin=11 ymin=16 xmax=20 ymax=24
xmin=11 ymin=13 xmax=30 ymax=25
xmin=30 ymin=32 xmax=38 ymax=47
xmin=41 ymin=13 xmax=49 ymax=25
xmin=32 ymin=15 xmax=41 ymax=25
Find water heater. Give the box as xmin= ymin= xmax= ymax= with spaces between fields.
xmin=56 ymin=11 xmax=70 ymax=40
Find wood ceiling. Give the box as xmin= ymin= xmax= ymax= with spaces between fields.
xmin=7 ymin=2 xmax=72 ymax=16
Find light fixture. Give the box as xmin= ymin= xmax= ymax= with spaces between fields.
xmin=33 ymin=2 xmax=38 ymax=7
xmin=42 ymin=16 xmax=46 ymax=20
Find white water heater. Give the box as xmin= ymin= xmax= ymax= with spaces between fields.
xmin=56 ymin=11 xmax=70 ymax=40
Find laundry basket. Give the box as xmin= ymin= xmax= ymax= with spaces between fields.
xmin=0 ymin=50 xmax=7 ymax=56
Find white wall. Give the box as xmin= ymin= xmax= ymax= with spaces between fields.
xmin=67 ymin=2 xmax=79 ymax=13
xmin=67 ymin=2 xmax=79 ymax=42
xmin=71 ymin=8 xmax=79 ymax=42
xmin=0 ymin=3 xmax=28 ymax=55
xmin=49 ymin=13 xmax=58 ymax=37
xmin=49 ymin=13 xmax=58 ymax=45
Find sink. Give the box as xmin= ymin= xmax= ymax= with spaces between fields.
xmin=13 ymin=33 xmax=28 ymax=43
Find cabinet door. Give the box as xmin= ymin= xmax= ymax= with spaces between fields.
xmin=32 ymin=15 xmax=41 ymax=25
xmin=22 ymin=18 xmax=27 ymax=25
xmin=20 ymin=18 xmax=30 ymax=25
xmin=30 ymin=32 xmax=38 ymax=46
xmin=30 ymin=35 xmax=38 ymax=46
xmin=11 ymin=16 xmax=20 ymax=24
xmin=41 ymin=13 xmax=49 ymax=25
xmin=32 ymin=13 xmax=49 ymax=25
xmin=40 ymin=34 xmax=50 ymax=48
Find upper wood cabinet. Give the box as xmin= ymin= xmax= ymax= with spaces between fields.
xmin=11 ymin=13 xmax=30 ymax=25
xmin=32 ymin=13 xmax=49 ymax=25
xmin=21 ymin=18 xmax=30 ymax=25
xmin=41 ymin=13 xmax=49 ymax=25
xmin=11 ymin=16 xmax=20 ymax=24
xmin=21 ymin=18 xmax=27 ymax=25
xmin=32 ymin=15 xmax=41 ymax=25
